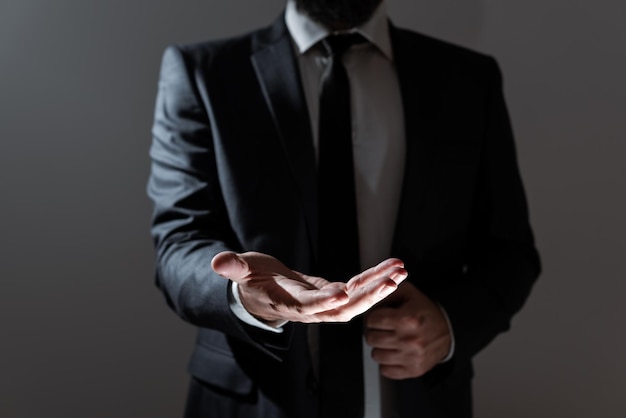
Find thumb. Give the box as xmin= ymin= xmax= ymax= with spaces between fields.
xmin=211 ymin=251 xmax=250 ymax=282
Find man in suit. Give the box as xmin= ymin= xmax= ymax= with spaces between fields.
xmin=147 ymin=0 xmax=541 ymax=417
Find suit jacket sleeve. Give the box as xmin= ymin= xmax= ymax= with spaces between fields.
xmin=429 ymin=58 xmax=541 ymax=362
xmin=147 ymin=45 xmax=291 ymax=355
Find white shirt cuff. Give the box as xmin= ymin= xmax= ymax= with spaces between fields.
xmin=228 ymin=281 xmax=287 ymax=333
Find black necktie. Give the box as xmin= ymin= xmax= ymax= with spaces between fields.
xmin=317 ymin=33 xmax=366 ymax=418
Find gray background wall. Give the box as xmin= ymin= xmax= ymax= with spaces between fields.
xmin=0 ymin=0 xmax=624 ymax=417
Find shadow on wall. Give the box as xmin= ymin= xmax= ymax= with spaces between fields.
xmin=389 ymin=0 xmax=483 ymax=48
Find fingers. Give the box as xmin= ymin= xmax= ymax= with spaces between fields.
xmin=314 ymin=276 xmax=402 ymax=322
xmin=276 ymin=284 xmax=350 ymax=318
xmin=366 ymin=330 xmax=435 ymax=380
xmin=373 ymin=346 xmax=446 ymax=379
xmin=366 ymin=307 xmax=401 ymax=331
xmin=371 ymin=347 xmax=404 ymax=366
xmin=364 ymin=328 xmax=397 ymax=349
xmin=346 ymin=258 xmax=406 ymax=291
xmin=313 ymin=258 xmax=409 ymax=322
xmin=367 ymin=342 xmax=426 ymax=379
xmin=379 ymin=365 xmax=412 ymax=380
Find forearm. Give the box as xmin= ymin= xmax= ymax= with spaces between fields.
xmin=154 ymin=233 xmax=232 ymax=326
xmin=148 ymin=44 xmax=245 ymax=335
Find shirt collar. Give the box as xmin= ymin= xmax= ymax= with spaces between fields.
xmin=285 ymin=0 xmax=393 ymax=60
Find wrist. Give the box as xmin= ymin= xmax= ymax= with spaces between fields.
xmin=229 ymin=281 xmax=287 ymax=331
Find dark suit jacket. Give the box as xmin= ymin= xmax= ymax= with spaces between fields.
xmin=148 ymin=14 xmax=541 ymax=418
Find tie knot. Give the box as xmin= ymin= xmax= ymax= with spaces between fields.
xmin=322 ymin=33 xmax=367 ymax=57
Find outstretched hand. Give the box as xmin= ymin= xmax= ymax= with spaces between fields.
xmin=211 ymin=251 xmax=408 ymax=325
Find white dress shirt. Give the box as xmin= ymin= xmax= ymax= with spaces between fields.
xmin=230 ymin=1 xmax=453 ymax=417
xmin=285 ymin=3 xmax=404 ymax=416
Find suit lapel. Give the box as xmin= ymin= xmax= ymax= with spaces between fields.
xmin=247 ymin=20 xmax=453 ymax=273
xmin=251 ymin=17 xmax=318 ymax=259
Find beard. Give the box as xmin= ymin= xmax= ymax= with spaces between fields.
xmin=294 ymin=0 xmax=383 ymax=29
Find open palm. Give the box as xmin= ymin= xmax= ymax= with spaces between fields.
xmin=212 ymin=251 xmax=407 ymax=324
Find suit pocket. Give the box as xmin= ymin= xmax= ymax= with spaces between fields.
xmin=188 ymin=343 xmax=255 ymax=396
